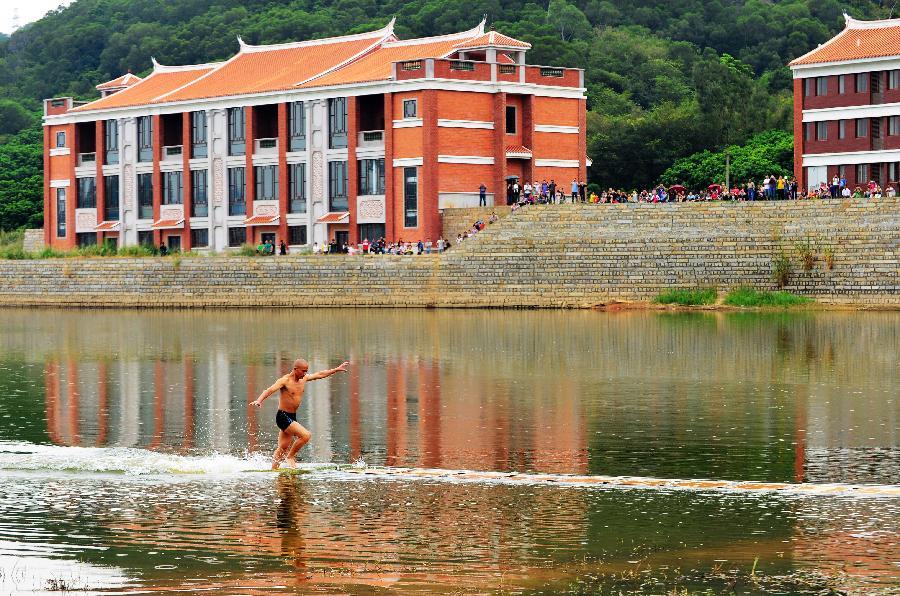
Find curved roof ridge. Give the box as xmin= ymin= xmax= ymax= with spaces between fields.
xmin=844 ymin=13 xmax=900 ymax=30
xmin=151 ymin=57 xmax=223 ymax=73
xmin=241 ymin=18 xmax=395 ymax=53
xmin=294 ymin=24 xmax=398 ymax=87
xmin=384 ymin=17 xmax=486 ymax=47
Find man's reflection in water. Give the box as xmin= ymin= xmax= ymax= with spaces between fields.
xmin=275 ymin=475 xmax=308 ymax=575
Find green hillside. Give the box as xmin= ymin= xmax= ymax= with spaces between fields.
xmin=0 ymin=0 xmax=890 ymax=231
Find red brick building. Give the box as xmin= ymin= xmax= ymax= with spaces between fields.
xmin=790 ymin=14 xmax=900 ymax=192
xmin=42 ymin=19 xmax=587 ymax=251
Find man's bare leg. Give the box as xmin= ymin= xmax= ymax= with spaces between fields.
xmin=283 ymin=422 xmax=312 ymax=468
xmin=272 ymin=430 xmax=293 ymax=470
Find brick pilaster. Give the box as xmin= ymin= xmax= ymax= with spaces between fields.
xmin=182 ymin=112 xmax=192 ymax=251
xmin=43 ymin=126 xmax=51 ymax=247
xmin=793 ymin=78 xmax=804 ymax=189
xmin=348 ymin=96 xmax=359 ymax=245
xmin=66 ymin=123 xmax=77 ymax=250
xmin=383 ymin=92 xmax=395 ymax=242
xmin=522 ymin=95 xmax=534 ymax=192
xmin=421 ymin=89 xmax=440 ymax=243
xmin=493 ymin=92 xmax=507 ymax=208
xmin=95 ymin=120 xmax=105 ymax=245
xmin=577 ymin=97 xmax=587 ymax=185
xmin=277 ymin=102 xmax=289 ymax=245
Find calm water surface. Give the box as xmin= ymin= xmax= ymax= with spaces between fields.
xmin=0 ymin=309 xmax=897 ymax=593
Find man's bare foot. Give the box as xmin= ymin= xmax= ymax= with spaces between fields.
xmin=283 ymin=457 xmax=298 ymax=469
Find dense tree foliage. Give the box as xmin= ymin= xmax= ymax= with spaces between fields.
xmin=0 ymin=0 xmax=890 ymax=229
xmin=0 ymin=123 xmax=43 ymax=231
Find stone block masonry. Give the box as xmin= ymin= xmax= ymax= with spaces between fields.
xmin=1 ymin=200 xmax=897 ymax=308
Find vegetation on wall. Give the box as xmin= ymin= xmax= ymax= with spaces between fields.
xmin=0 ymin=0 xmax=892 ymax=230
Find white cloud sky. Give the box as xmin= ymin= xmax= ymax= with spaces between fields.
xmin=1 ymin=0 xmax=75 ymax=35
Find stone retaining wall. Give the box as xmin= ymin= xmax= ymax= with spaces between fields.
xmin=1 ymin=200 xmax=897 ymax=308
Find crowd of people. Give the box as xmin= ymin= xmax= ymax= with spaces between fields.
xmin=505 ymin=174 xmax=897 ymax=205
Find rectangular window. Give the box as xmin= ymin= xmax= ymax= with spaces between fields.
xmin=403 ymin=167 xmax=417 ymax=228
xmin=839 ymin=75 xmax=846 ymax=94
xmin=890 ymin=116 xmax=900 ymax=136
xmin=403 ymin=99 xmax=417 ymax=118
xmin=163 ymin=171 xmax=183 ymax=205
xmin=816 ymin=76 xmax=827 ymax=96
xmin=289 ymin=101 xmax=306 ymax=152
xmin=816 ymin=121 xmax=827 ymax=141
xmin=889 ymin=162 xmax=898 ymax=181
xmin=839 ymin=165 xmax=846 ymax=179
xmin=228 ymin=227 xmax=246 ymax=247
xmin=77 ymin=177 xmax=96 ymax=209
xmin=56 ymin=188 xmax=66 ymax=237
xmin=288 ymin=225 xmax=307 ymax=245
xmin=890 ymin=70 xmax=900 ymax=90
xmin=505 ymin=106 xmax=516 ymax=134
xmin=137 ymin=173 xmax=153 ymax=220
xmin=839 ymin=120 xmax=846 ymax=139
xmin=804 ymin=78 xmax=813 ymax=97
xmin=228 ymin=167 xmax=246 ymax=216
xmin=137 ymin=116 xmax=152 ymax=162
xmin=228 ymin=107 xmax=246 ymax=156
xmin=289 ymin=163 xmax=306 ymax=213
xmin=871 ymin=72 xmax=882 ymax=93
xmin=104 ymin=175 xmax=119 ymax=221
xmin=804 ymin=122 xmax=811 ymax=141
xmin=856 ymin=73 xmax=867 ymax=93
xmin=400 ymin=60 xmax=421 ymax=71
xmin=191 ymin=111 xmax=207 ymax=158
xmin=358 ymin=158 xmax=385 ymax=195
xmin=328 ymin=160 xmax=348 ymax=211
xmin=76 ymin=232 xmax=97 ymax=247
xmin=138 ymin=230 xmax=154 ymax=247
xmin=254 ymin=165 xmax=278 ymax=201
xmin=499 ymin=64 xmax=516 ymax=74
xmin=190 ymin=228 xmax=208 ymax=248
xmin=450 ymin=60 xmax=475 ymax=72
xmin=55 ymin=131 xmax=66 ymax=148
xmin=856 ymin=118 xmax=868 ymax=138
xmin=104 ymin=120 xmax=119 ymax=165
xmin=191 ymin=170 xmax=208 ymax=217
xmin=328 ymin=98 xmax=348 ymax=149
xmin=856 ymin=164 xmax=869 ymax=182
xmin=872 ymin=117 xmax=882 ymax=139
xmin=539 ymin=67 xmax=564 ymax=77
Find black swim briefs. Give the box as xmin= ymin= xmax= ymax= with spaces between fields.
xmin=275 ymin=409 xmax=298 ymax=431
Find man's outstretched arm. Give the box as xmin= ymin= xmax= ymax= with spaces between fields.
xmin=251 ymin=376 xmax=287 ymax=407
xmin=305 ymin=361 xmax=350 ymax=381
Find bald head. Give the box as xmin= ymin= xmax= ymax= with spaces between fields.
xmin=292 ymin=359 xmax=309 ymax=377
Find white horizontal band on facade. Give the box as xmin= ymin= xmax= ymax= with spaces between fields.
xmin=437 ymin=155 xmax=495 ymax=164
xmin=792 ymin=55 xmax=900 ymax=79
xmin=803 ymin=148 xmax=900 ymax=167
xmin=437 ymin=119 xmax=494 ymax=129
xmin=393 ymin=157 xmax=423 ymax=167
xmin=802 ymin=102 xmax=900 ymax=122
xmin=49 ymin=179 xmax=70 ymax=188
xmin=534 ymin=124 xmax=579 ymax=134
xmin=534 ymin=159 xmax=579 ymax=168
xmin=49 ymin=147 xmax=70 ymax=156
xmin=355 ymin=147 xmax=386 ymax=159
xmin=252 ymin=155 xmax=278 ymax=166
xmin=393 ymin=118 xmax=423 ymax=129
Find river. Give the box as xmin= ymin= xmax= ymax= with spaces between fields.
xmin=0 ymin=309 xmax=897 ymax=593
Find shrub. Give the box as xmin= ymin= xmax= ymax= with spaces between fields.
xmin=654 ymin=287 xmax=717 ymax=305
xmin=237 ymin=244 xmax=259 ymax=257
xmin=795 ymin=236 xmax=816 ymax=271
xmin=724 ymin=287 xmax=811 ymax=307
xmin=771 ymin=252 xmax=792 ymax=288
xmin=117 ymin=245 xmax=156 ymax=257
xmin=0 ymin=245 xmax=30 ymax=259
xmin=823 ymin=246 xmax=835 ymax=270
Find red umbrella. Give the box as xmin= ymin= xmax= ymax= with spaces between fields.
xmin=708 ymin=184 xmax=722 ymax=192
xmin=668 ymin=184 xmax=686 ymax=194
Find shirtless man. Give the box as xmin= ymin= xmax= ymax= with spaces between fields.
xmin=252 ymin=358 xmax=349 ymax=469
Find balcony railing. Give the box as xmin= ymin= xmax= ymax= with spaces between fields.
xmin=358 ymin=130 xmax=384 ymax=147
xmin=77 ymin=152 xmax=96 ymax=167
xmin=162 ymin=145 xmax=183 ymax=162
xmin=254 ymin=138 xmax=278 ymax=155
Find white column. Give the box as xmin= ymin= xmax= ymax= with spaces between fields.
xmin=208 ymin=108 xmax=228 ymax=251
xmin=120 ymin=117 xmax=138 ymax=246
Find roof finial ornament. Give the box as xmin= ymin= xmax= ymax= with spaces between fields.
xmin=151 ymin=56 xmax=161 ymax=70
xmin=477 ymin=14 xmax=487 ymax=34
xmin=237 ymin=35 xmax=248 ymax=50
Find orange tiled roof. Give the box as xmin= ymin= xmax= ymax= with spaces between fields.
xmin=302 ymin=23 xmax=486 ymax=88
xmin=151 ymin=218 xmax=184 ymax=229
xmin=95 ymin=221 xmax=120 ymax=231
xmin=506 ymin=145 xmax=532 ymax=158
xmin=96 ymin=73 xmax=142 ymax=90
xmin=243 ymin=214 xmax=279 ymax=225
xmin=454 ymin=30 xmax=531 ymax=50
xmin=791 ymin=15 xmax=900 ymax=66
xmin=316 ymin=212 xmax=349 ymax=224
xmin=73 ymin=65 xmax=217 ymax=112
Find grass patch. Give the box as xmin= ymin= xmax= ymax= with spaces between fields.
xmin=654 ymin=287 xmax=717 ymax=306
xmin=724 ymin=287 xmax=811 ymax=307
